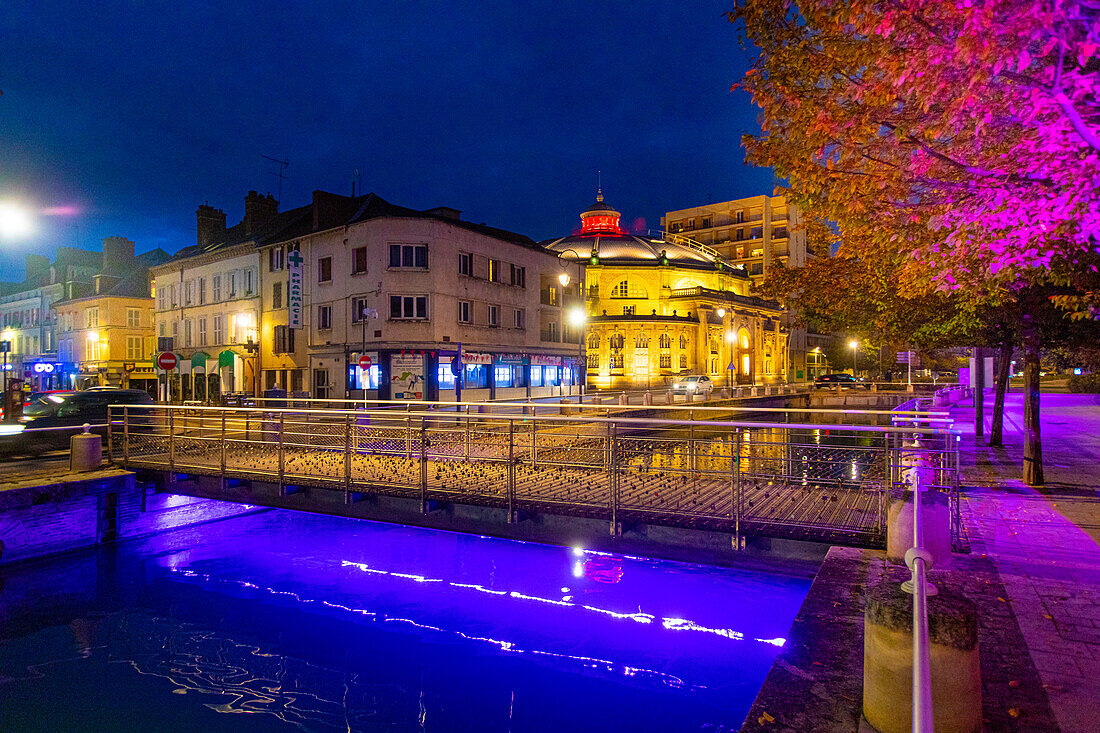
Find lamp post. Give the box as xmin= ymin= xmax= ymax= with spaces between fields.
xmin=849 ymin=339 xmax=859 ymax=377
xmin=557 ymin=250 xmax=586 ymax=401
xmin=726 ymin=330 xmax=734 ymax=387
xmin=244 ymin=329 xmax=259 ymax=398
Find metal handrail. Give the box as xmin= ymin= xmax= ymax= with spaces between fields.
xmin=903 ymin=466 xmax=935 ymax=733
xmin=110 ymin=402 xmax=959 ymax=436
xmin=219 ymin=395 xmax=949 ymax=419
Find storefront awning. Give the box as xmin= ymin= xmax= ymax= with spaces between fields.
xmin=218 ymin=349 xmax=236 ymax=368
xmin=190 ymin=351 xmax=211 ymax=369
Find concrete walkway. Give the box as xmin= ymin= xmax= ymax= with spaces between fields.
xmin=952 ymin=391 xmax=1100 ymax=733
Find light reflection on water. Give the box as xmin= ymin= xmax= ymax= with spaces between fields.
xmin=0 ymin=509 xmax=810 ymax=732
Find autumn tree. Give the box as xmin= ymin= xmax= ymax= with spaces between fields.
xmin=729 ymin=0 xmax=1100 ymax=485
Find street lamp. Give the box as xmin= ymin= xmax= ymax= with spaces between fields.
xmin=0 ymin=201 xmax=34 ymax=239
xmin=725 ymin=330 xmax=736 ymax=388
xmin=557 ymin=249 xmax=587 ymax=400
xmin=849 ymin=339 xmax=859 ymax=376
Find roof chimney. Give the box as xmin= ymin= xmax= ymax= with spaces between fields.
xmin=244 ymin=191 xmax=278 ymax=235
xmin=101 ymin=236 xmax=135 ymax=276
xmin=197 ymin=205 xmax=227 ymax=247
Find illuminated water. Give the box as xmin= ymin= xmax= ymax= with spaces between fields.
xmin=0 ymin=509 xmax=811 ymax=732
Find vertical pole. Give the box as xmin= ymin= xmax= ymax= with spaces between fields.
xmin=531 ymin=417 xmax=537 ymax=468
xmin=508 ymin=418 xmax=516 ymax=523
xmin=734 ymin=428 xmax=743 ymax=550
xmin=220 ymin=410 xmax=227 ymax=489
xmin=974 ymin=346 xmax=985 ymax=441
xmin=344 ymin=414 xmax=352 ymax=503
xmin=419 ymin=416 xmax=428 ymax=513
xmin=465 ymin=404 xmax=471 ymax=459
xmin=609 ymin=422 xmax=619 ymax=538
xmin=122 ymin=407 xmax=129 ymax=465
xmin=689 ymin=410 xmax=696 ymax=474
xmin=406 ymin=403 xmax=412 ymax=460
xmin=278 ymin=411 xmax=285 ymax=494
xmin=168 ymin=408 xmax=175 ymax=476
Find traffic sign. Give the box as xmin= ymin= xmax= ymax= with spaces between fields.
xmin=358 ymin=355 xmax=372 ymax=370
xmin=897 ymin=350 xmax=919 ymax=365
xmin=157 ymin=352 xmax=178 ymax=370
xmin=450 ymin=355 xmax=462 ymax=377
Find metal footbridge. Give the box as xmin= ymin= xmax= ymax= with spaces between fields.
xmin=108 ymin=401 xmax=961 ymax=549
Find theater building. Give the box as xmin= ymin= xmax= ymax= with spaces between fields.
xmin=543 ymin=192 xmax=789 ymax=390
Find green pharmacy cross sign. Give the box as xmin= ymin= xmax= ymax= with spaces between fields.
xmin=287 ymin=247 xmax=304 ymax=328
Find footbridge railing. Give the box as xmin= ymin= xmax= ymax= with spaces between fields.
xmin=108 ymin=404 xmax=959 ymax=549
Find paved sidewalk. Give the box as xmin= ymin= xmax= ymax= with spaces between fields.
xmin=952 ymin=391 xmax=1100 ymax=733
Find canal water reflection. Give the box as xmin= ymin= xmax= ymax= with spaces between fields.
xmin=0 ymin=509 xmax=811 ymax=732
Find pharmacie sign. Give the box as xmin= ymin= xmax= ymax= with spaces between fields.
xmin=287 ymin=247 xmax=303 ymax=328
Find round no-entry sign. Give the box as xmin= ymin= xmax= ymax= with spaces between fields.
xmin=358 ymin=355 xmax=372 ymax=370
xmin=157 ymin=352 xmax=178 ymax=370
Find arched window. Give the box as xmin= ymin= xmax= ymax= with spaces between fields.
xmin=610 ymin=333 xmax=625 ymax=350
xmin=659 ymin=333 xmax=671 ymax=349
xmin=635 ymin=333 xmax=649 ymax=349
xmin=679 ymin=334 xmax=688 ymax=350
xmin=738 ymin=328 xmax=750 ymax=350
xmin=587 ymin=333 xmax=600 ymax=350
xmin=610 ymin=280 xmax=646 ymax=299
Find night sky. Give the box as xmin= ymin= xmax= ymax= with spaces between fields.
xmin=0 ymin=1 xmax=773 ymax=277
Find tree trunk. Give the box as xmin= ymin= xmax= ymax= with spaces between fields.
xmin=989 ymin=340 xmax=1012 ymax=447
xmin=1021 ymin=315 xmax=1043 ymax=486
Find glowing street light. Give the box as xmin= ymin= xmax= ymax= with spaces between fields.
xmin=849 ymin=340 xmax=859 ymax=375
xmin=0 ymin=201 xmax=34 ymax=239
xmin=558 ymin=272 xmax=570 ymax=287
xmin=716 ymin=308 xmax=725 ymax=318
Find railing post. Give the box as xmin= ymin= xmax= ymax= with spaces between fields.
xmin=419 ymin=416 xmax=428 ymax=513
xmin=122 ymin=406 xmax=129 ymax=465
xmin=465 ymin=404 xmax=471 ymax=460
xmin=220 ymin=410 xmax=227 ymax=490
xmin=168 ymin=408 xmax=176 ymax=478
xmin=277 ymin=411 xmax=285 ymax=495
xmin=343 ymin=414 xmax=352 ymax=503
xmin=531 ymin=417 xmax=537 ymax=468
xmin=508 ymin=418 xmax=516 ymax=523
xmin=406 ymin=404 xmax=412 ymax=460
xmin=734 ymin=428 xmax=743 ymax=550
xmin=689 ymin=410 xmax=696 ymax=473
xmin=609 ymin=422 xmax=620 ymax=538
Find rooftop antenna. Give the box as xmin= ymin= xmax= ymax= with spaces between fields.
xmin=352 ymin=169 xmax=361 ymax=197
xmin=261 ymin=154 xmax=288 ymax=202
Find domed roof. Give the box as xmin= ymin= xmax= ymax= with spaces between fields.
xmin=543 ymin=232 xmax=723 ymax=268
xmin=541 ymin=188 xmax=742 ymax=273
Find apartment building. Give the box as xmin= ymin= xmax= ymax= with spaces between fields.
xmin=662 ymin=194 xmax=809 ymax=285
xmin=150 ymin=194 xmax=274 ymax=400
xmin=0 ymin=248 xmax=101 ymax=390
xmin=51 ymin=237 xmax=168 ymax=391
xmin=293 ymin=192 xmax=578 ymax=401
xmin=156 ymin=188 xmax=579 ymax=401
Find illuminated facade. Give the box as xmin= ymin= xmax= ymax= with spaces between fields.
xmin=52 ymin=238 xmax=167 ymax=393
xmin=543 ymin=193 xmax=789 ymax=390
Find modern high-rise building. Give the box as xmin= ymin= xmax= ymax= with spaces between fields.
xmin=661 ymin=194 xmax=810 ymax=287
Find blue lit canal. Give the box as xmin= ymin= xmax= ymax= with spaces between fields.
xmin=0 ymin=508 xmax=811 ymax=731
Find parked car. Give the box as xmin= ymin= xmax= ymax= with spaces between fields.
xmin=0 ymin=389 xmax=155 ymax=455
xmin=813 ymin=373 xmax=868 ymax=389
xmin=671 ymin=375 xmax=714 ymax=396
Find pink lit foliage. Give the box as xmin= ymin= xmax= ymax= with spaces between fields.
xmin=731 ymin=0 xmax=1100 ymax=306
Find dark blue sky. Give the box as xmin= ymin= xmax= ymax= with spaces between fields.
xmin=0 ymin=1 xmax=773 ymax=277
